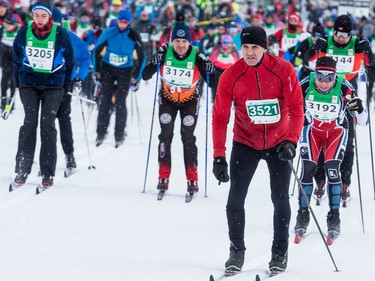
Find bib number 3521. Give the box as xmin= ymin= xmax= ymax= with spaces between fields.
xmin=246 ymin=99 xmax=281 ymax=124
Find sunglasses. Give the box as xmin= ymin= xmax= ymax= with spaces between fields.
xmin=334 ymin=30 xmax=351 ymax=39
xmin=315 ymin=71 xmax=336 ymax=82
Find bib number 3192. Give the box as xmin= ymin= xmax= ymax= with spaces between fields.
xmin=246 ymin=98 xmax=281 ymax=124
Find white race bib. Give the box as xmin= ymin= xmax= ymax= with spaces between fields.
xmin=246 ymin=99 xmax=281 ymax=124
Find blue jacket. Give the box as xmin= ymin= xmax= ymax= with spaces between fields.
xmin=92 ymin=25 xmax=145 ymax=80
xmin=13 ymin=23 xmax=74 ymax=87
xmin=69 ymin=31 xmax=91 ymax=80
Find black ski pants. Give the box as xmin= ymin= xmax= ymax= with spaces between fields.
xmin=56 ymin=93 xmax=74 ymax=156
xmin=96 ymin=62 xmax=132 ymax=140
xmin=226 ymin=141 xmax=292 ymax=256
xmin=157 ymin=96 xmax=200 ymax=181
xmin=15 ymin=86 xmax=64 ymax=177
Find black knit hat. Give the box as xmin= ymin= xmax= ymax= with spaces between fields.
xmin=316 ymin=56 xmax=337 ymax=73
xmin=240 ymin=26 xmax=267 ymax=49
xmin=312 ymin=24 xmax=325 ymax=37
xmin=334 ymin=14 xmax=352 ymax=33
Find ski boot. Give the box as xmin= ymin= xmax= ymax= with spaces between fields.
xmin=96 ymin=135 xmax=105 ymax=147
xmin=64 ymin=154 xmax=77 ymax=177
xmin=269 ymin=252 xmax=288 ymax=276
xmin=294 ymin=208 xmax=310 ymax=243
xmin=225 ymin=246 xmax=245 ymax=275
xmin=157 ymin=178 xmax=169 ymax=200
xmin=326 ymin=211 xmax=340 ymax=245
xmin=185 ymin=180 xmax=198 ymax=202
xmin=10 ymin=173 xmax=28 ymax=191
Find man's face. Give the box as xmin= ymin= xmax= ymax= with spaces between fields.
xmin=333 ymin=30 xmax=351 ymax=45
xmin=33 ymin=10 xmax=50 ymax=27
xmin=117 ymin=19 xmax=129 ymax=31
xmin=315 ymin=71 xmax=336 ymax=93
xmin=172 ymin=39 xmax=190 ymax=56
xmin=241 ymin=43 xmax=265 ymax=66
xmin=0 ymin=6 xmax=7 ymax=17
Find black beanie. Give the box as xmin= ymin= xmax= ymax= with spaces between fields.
xmin=316 ymin=56 xmax=336 ymax=73
xmin=312 ymin=24 xmax=325 ymax=37
xmin=334 ymin=14 xmax=352 ymax=33
xmin=240 ymin=26 xmax=267 ymax=49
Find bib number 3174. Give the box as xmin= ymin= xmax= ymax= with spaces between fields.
xmin=246 ymin=99 xmax=281 ymax=124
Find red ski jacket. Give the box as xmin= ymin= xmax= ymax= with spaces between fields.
xmin=212 ymin=53 xmax=304 ymax=157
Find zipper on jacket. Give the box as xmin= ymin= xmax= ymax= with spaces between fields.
xmin=255 ymin=71 xmax=267 ymax=149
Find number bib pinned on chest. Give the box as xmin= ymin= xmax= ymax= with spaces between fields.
xmin=246 ymin=98 xmax=281 ymax=124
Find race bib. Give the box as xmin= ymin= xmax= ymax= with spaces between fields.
xmin=306 ymin=99 xmax=340 ymax=121
xmin=109 ymin=53 xmax=128 ymax=66
xmin=246 ymin=99 xmax=281 ymax=124
xmin=327 ymin=54 xmax=354 ymax=74
xmin=163 ymin=65 xmax=193 ymax=88
xmin=26 ymin=46 xmax=54 ymax=71
xmin=140 ymin=32 xmax=150 ymax=43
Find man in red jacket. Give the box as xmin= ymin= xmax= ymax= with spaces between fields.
xmin=212 ymin=26 xmax=304 ymax=276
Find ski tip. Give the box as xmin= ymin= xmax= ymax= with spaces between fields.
xmin=294 ymin=233 xmax=302 ymax=244
xmin=36 ymin=186 xmax=40 ymax=195
xmin=255 ymin=274 xmax=261 ymax=281
xmin=9 ymin=183 xmax=13 ymax=192
xmin=209 ymin=274 xmax=215 ymax=281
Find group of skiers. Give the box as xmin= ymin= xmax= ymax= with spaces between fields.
xmin=1 ymin=0 xmax=375 ymax=278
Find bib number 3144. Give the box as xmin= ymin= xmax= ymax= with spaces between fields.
xmin=246 ymin=99 xmax=281 ymax=124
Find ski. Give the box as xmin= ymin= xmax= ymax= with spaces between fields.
xmin=64 ymin=168 xmax=77 ymax=178
xmin=294 ymin=229 xmax=306 ymax=244
xmin=9 ymin=182 xmax=24 ymax=192
xmin=36 ymin=184 xmax=52 ymax=195
xmin=209 ymin=270 xmax=240 ymax=281
xmin=326 ymin=230 xmax=340 ymax=245
xmin=255 ymin=269 xmax=284 ymax=280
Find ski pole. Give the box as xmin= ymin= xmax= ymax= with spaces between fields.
xmin=367 ymin=107 xmax=375 ymax=199
xmin=79 ymin=99 xmax=96 ymax=170
xmin=290 ymin=154 xmax=301 ymax=196
xmin=130 ymin=88 xmax=134 ymax=123
xmin=288 ymin=160 xmax=339 ymax=272
xmin=1 ymin=91 xmax=17 ymax=120
xmin=134 ymin=89 xmax=145 ymax=144
xmin=353 ymin=124 xmax=365 ymax=234
xmin=142 ymin=64 xmax=160 ymax=193
xmin=67 ymin=92 xmax=96 ymax=105
xmin=204 ymin=72 xmax=210 ymax=197
xmin=364 ymin=70 xmax=375 ymax=198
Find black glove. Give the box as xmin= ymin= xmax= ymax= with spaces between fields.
xmin=151 ymin=51 xmax=165 ymax=65
xmin=194 ymin=26 xmax=199 ymax=33
xmin=72 ymin=78 xmax=83 ymax=93
xmin=205 ymin=60 xmax=215 ymax=73
xmin=268 ymin=34 xmax=277 ymax=44
xmin=92 ymin=72 xmax=101 ymax=84
xmin=313 ymin=37 xmax=327 ymax=51
xmin=347 ymin=97 xmax=364 ymax=113
xmin=357 ymin=37 xmax=371 ymax=54
xmin=130 ymin=80 xmax=140 ymax=92
xmin=212 ymin=157 xmax=230 ymax=183
xmin=276 ymin=141 xmax=296 ymax=161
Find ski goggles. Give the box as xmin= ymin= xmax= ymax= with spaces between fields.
xmin=315 ymin=70 xmax=336 ymax=82
xmin=334 ymin=30 xmax=351 ymax=39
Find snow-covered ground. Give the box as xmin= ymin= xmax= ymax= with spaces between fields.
xmin=0 ymin=77 xmax=374 ymax=281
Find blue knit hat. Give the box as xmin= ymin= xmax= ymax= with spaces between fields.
xmin=171 ymin=23 xmax=191 ymax=42
xmin=118 ymin=10 xmax=132 ymax=22
xmin=32 ymin=0 xmax=52 ymax=15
